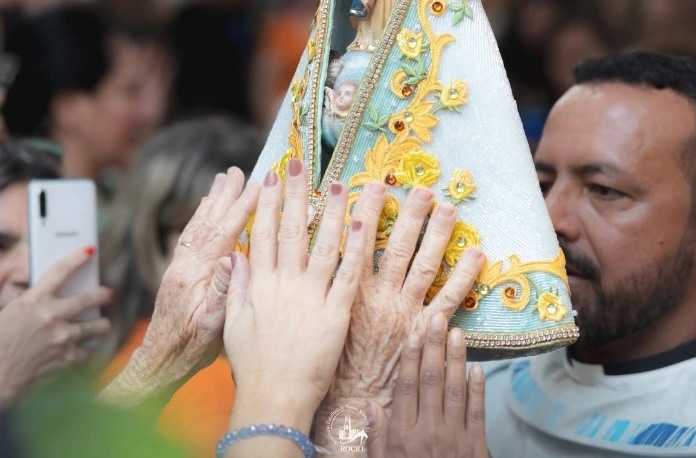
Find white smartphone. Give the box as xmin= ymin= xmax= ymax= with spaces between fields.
xmin=27 ymin=179 xmax=100 ymax=320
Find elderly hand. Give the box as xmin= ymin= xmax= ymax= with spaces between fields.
xmin=0 ymin=247 xmax=111 ymax=408
xmin=99 ymin=167 xmax=259 ymax=409
xmin=366 ymin=313 xmax=490 ymax=458
xmin=315 ymin=183 xmax=483 ymax=453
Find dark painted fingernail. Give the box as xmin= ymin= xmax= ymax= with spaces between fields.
xmin=288 ymin=158 xmax=302 ymax=177
xmin=351 ymin=220 xmax=363 ymax=232
xmin=437 ymin=204 xmax=456 ymax=217
xmin=264 ymin=171 xmax=278 ymax=187
xmin=330 ymin=182 xmax=343 ymax=196
xmin=84 ymin=246 xmax=96 ymax=256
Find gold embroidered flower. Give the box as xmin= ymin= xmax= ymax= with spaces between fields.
xmin=388 ymin=103 xmax=439 ymax=142
xmin=537 ymin=292 xmax=568 ymax=322
xmin=350 ymin=135 xmax=420 ymax=188
xmin=425 ymin=263 xmax=450 ymax=304
xmin=290 ymin=78 xmax=305 ymax=104
xmin=444 ymin=169 xmax=476 ymax=204
xmin=375 ymin=194 xmax=400 ymax=251
xmin=390 ymin=69 xmax=413 ymax=99
xmin=444 ymin=220 xmax=481 ymax=266
xmin=397 ymin=29 xmax=424 ymax=59
xmin=439 ymin=80 xmax=468 ymax=108
xmin=395 ymin=150 xmax=441 ymax=189
xmin=307 ymin=38 xmax=317 ymax=62
xmin=430 ymin=0 xmax=447 ymax=16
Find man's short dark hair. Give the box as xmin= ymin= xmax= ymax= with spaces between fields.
xmin=0 ymin=139 xmax=61 ymax=193
xmin=573 ymin=51 xmax=696 ymax=104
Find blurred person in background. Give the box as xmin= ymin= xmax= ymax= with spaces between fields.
xmin=545 ymin=19 xmax=611 ymax=100
xmin=249 ymin=0 xmax=316 ymax=129
xmin=2 ymin=5 xmax=172 ymax=204
xmin=167 ymin=0 xmax=259 ymax=122
xmin=99 ymin=115 xmax=261 ymax=457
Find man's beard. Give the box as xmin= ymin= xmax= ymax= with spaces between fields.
xmin=562 ymin=235 xmax=695 ymax=353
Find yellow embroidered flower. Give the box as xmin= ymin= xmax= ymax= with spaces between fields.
xmin=307 ymin=38 xmax=317 ymax=62
xmin=377 ymin=193 xmax=400 ymax=237
xmin=388 ymin=102 xmax=439 ymax=142
xmin=430 ymin=0 xmax=447 ymax=16
xmin=445 ymin=169 xmax=476 ymax=204
xmin=444 ymin=220 xmax=481 ymax=266
xmin=272 ymin=150 xmax=293 ymax=181
xmin=425 ymin=264 xmax=450 ymax=304
xmin=537 ymin=292 xmax=568 ymax=322
xmin=439 ymin=80 xmax=468 ymax=108
xmin=395 ymin=149 xmax=441 ymax=189
xmin=290 ymin=78 xmax=305 ymax=104
xmin=397 ymin=29 xmax=424 ymax=59
xmin=349 ymin=135 xmax=420 ymax=188
xmin=390 ymin=69 xmax=413 ymax=99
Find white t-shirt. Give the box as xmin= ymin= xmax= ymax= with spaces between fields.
xmin=484 ymin=347 xmax=696 ymax=457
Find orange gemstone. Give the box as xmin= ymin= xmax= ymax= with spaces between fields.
xmin=313 ymin=189 xmax=322 ymax=197
xmin=464 ymin=296 xmax=477 ymax=309
xmin=393 ymin=120 xmax=405 ymax=131
xmin=385 ymin=174 xmax=397 ymax=185
xmin=505 ymin=287 xmax=516 ymax=299
xmin=401 ymin=85 xmax=413 ymax=97
xmin=432 ymin=1 xmax=444 ymax=12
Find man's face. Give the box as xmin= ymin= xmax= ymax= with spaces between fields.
xmin=535 ymin=83 xmax=696 ymax=351
xmin=0 ymin=181 xmax=29 ymax=309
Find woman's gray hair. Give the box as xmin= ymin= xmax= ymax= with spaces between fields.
xmin=99 ymin=115 xmax=261 ymax=356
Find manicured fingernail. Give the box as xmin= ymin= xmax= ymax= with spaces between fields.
xmin=449 ymin=328 xmax=463 ymax=346
xmin=366 ymin=401 xmax=377 ymax=424
xmin=351 ymin=220 xmax=363 ymax=232
xmin=407 ymin=332 xmax=421 ymax=348
xmin=437 ymin=203 xmax=456 ymax=217
xmin=471 ymin=363 xmax=484 ymax=381
xmin=264 ymin=171 xmax=278 ymax=187
xmin=330 ymin=182 xmax=343 ymax=196
xmin=84 ymin=246 xmax=96 ymax=256
xmin=415 ymin=187 xmax=433 ymax=202
xmin=288 ymin=158 xmax=302 ymax=177
xmin=465 ymin=246 xmax=483 ymax=260
xmin=368 ymin=181 xmax=386 ymax=195
xmin=431 ymin=313 xmax=446 ymax=332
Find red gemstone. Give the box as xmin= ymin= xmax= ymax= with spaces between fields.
xmin=505 ymin=287 xmax=516 ymax=299
xmin=432 ymin=1 xmax=444 ymax=12
xmin=464 ymin=296 xmax=477 ymax=309
xmin=401 ymin=85 xmax=413 ymax=97
xmin=313 ymin=188 xmax=322 ymax=197
xmin=385 ymin=174 xmax=397 ymax=185
xmin=393 ymin=120 xmax=405 ymax=131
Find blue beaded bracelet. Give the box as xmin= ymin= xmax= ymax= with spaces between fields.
xmin=216 ymin=424 xmax=315 ymax=458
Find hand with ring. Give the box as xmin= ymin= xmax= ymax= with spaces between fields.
xmin=99 ymin=167 xmax=259 ymax=409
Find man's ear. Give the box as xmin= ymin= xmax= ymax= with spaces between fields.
xmin=51 ymin=91 xmax=92 ymax=134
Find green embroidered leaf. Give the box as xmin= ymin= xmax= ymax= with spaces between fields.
xmin=448 ymin=3 xmax=464 ymax=12
xmin=405 ymin=76 xmax=423 ymax=86
xmin=452 ymin=10 xmax=465 ymax=25
xmin=416 ymin=56 xmax=426 ymax=75
xmin=454 ymin=106 xmax=463 ymax=114
xmin=402 ymin=62 xmax=418 ymax=77
xmin=299 ymin=104 xmax=309 ymax=125
xmin=464 ymin=3 xmax=474 ymax=19
xmin=368 ymin=105 xmax=380 ymax=122
xmin=378 ymin=114 xmax=390 ymax=125
xmin=364 ymin=122 xmax=380 ymax=131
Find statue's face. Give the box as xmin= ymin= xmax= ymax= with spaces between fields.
xmin=335 ymin=83 xmax=357 ymax=111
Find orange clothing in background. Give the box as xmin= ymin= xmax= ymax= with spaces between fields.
xmin=102 ymin=320 xmax=236 ymax=458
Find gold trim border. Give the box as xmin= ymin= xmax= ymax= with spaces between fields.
xmin=462 ymin=325 xmax=579 ymax=349
xmin=308 ymin=0 xmax=412 ymax=239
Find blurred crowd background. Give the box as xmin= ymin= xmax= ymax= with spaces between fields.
xmin=1 ymin=0 xmax=695 ymax=159
xmin=2 ymin=1 xmax=696 ymax=455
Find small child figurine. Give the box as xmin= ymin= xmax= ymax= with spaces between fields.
xmin=322 ymin=80 xmax=359 ymax=148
